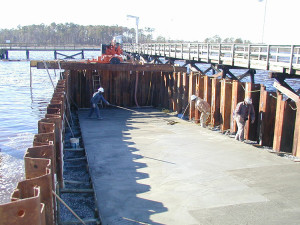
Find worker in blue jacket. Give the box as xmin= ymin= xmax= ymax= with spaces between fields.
xmin=88 ymin=87 xmax=110 ymax=119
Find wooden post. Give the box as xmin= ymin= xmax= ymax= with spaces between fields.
xmin=177 ymin=72 xmax=183 ymax=114
xmin=172 ymin=72 xmax=178 ymax=112
xmin=188 ymin=72 xmax=196 ymax=120
xmin=292 ymin=101 xmax=300 ymax=157
xmin=203 ymin=76 xmax=212 ymax=105
xmin=203 ymin=76 xmax=212 ymax=125
xmin=210 ymin=78 xmax=221 ymax=127
xmin=115 ymin=72 xmax=121 ymax=106
xmin=273 ymin=92 xmax=296 ymax=152
xmin=244 ymin=82 xmax=260 ymax=141
xmin=230 ymin=81 xmax=244 ymax=133
xmin=164 ymin=73 xmax=169 ymax=109
xmin=168 ymin=73 xmax=174 ymax=110
xmin=194 ymin=74 xmax=200 ymax=124
xmin=273 ymin=92 xmax=284 ymax=151
xmin=194 ymin=74 xmax=204 ymax=124
xmin=220 ymin=79 xmax=232 ymax=132
xmin=182 ymin=72 xmax=188 ymax=115
xmin=122 ymin=71 xmax=130 ymax=107
xmin=158 ymin=72 xmax=164 ymax=107
xmin=257 ymin=85 xmax=276 ymax=147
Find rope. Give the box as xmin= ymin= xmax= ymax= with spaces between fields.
xmin=57 ymin=60 xmax=63 ymax=80
xmin=52 ymin=190 xmax=86 ymax=225
xmin=288 ymin=104 xmax=298 ymax=111
xmin=64 ymin=113 xmax=75 ymax=138
xmin=239 ymin=83 xmax=261 ymax=93
xmin=269 ymin=94 xmax=297 ymax=110
xmin=111 ymin=105 xmax=178 ymax=124
xmin=43 ymin=61 xmax=55 ymax=89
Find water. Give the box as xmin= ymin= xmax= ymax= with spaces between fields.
xmin=0 ymin=50 xmax=99 ymax=204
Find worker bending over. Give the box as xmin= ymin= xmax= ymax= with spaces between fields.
xmin=234 ymin=97 xmax=255 ymax=141
xmin=190 ymin=95 xmax=210 ymax=127
xmin=88 ymin=87 xmax=110 ymax=119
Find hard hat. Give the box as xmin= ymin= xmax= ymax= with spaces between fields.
xmin=244 ymin=97 xmax=252 ymax=104
xmin=190 ymin=95 xmax=197 ymax=101
xmin=98 ymin=87 xmax=104 ymax=93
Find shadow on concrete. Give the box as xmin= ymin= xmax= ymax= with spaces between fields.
xmin=79 ymin=107 xmax=169 ymax=225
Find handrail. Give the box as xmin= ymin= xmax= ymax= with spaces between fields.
xmin=123 ymin=43 xmax=300 ymax=75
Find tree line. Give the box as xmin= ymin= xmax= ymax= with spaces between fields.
xmin=0 ymin=23 xmax=251 ymax=45
xmin=0 ymin=23 xmax=155 ymax=45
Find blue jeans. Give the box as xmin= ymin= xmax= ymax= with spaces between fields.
xmin=88 ymin=103 xmax=100 ymax=118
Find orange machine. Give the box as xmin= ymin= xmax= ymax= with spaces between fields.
xmin=88 ymin=39 xmax=124 ymax=64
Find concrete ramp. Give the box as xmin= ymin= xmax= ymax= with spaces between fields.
xmin=78 ymin=108 xmax=300 ymax=225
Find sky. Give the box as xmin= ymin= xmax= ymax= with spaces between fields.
xmin=1 ymin=0 xmax=299 ymax=44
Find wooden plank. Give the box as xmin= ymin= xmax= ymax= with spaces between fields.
xmin=172 ymin=72 xmax=178 ymax=112
xmin=210 ymin=78 xmax=221 ymax=127
xmin=194 ymin=74 xmax=204 ymax=123
xmin=194 ymin=74 xmax=200 ymax=124
xmin=273 ymin=82 xmax=300 ymax=103
xmin=36 ymin=62 xmax=187 ymax=72
xmin=177 ymin=72 xmax=183 ymax=114
xmin=167 ymin=73 xmax=173 ymax=110
xmin=293 ymin=102 xmax=300 ymax=157
xmin=230 ymin=81 xmax=244 ymax=133
xmin=182 ymin=72 xmax=188 ymax=115
xmin=189 ymin=72 xmax=196 ymax=120
xmin=115 ymin=72 xmax=121 ymax=106
xmin=244 ymin=82 xmax=260 ymax=141
xmin=281 ymin=101 xmax=296 ymax=153
xmin=257 ymin=85 xmax=276 ymax=147
xmin=273 ymin=92 xmax=284 ymax=151
xmin=163 ymin=73 xmax=169 ymax=108
xmin=203 ymin=76 xmax=212 ymax=126
xmin=220 ymin=79 xmax=232 ymax=132
xmin=203 ymin=76 xmax=212 ymax=104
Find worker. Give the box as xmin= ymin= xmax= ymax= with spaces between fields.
xmin=190 ymin=95 xmax=210 ymax=127
xmin=88 ymin=87 xmax=110 ymax=119
xmin=234 ymin=97 xmax=255 ymax=141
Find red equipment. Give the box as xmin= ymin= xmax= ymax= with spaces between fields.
xmin=88 ymin=38 xmax=124 ymax=64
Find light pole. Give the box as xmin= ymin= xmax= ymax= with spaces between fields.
xmin=127 ymin=15 xmax=139 ymax=44
xmin=259 ymin=0 xmax=268 ymax=43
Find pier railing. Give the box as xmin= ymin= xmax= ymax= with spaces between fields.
xmin=123 ymin=43 xmax=300 ymax=75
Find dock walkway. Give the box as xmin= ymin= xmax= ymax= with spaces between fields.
xmin=78 ymin=108 xmax=300 ymax=225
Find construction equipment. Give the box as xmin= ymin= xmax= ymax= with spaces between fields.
xmin=88 ymin=36 xmax=124 ymax=64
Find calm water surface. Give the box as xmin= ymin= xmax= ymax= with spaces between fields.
xmin=0 ymin=51 xmax=97 ymax=203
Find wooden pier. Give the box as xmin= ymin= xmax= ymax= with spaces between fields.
xmin=123 ymin=43 xmax=300 ymax=76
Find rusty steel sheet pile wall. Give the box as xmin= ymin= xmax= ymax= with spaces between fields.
xmin=67 ymin=69 xmax=300 ymax=157
xmin=0 ymin=78 xmax=67 ymax=225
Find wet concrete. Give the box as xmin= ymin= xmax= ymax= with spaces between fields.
xmin=78 ymin=107 xmax=300 ymax=225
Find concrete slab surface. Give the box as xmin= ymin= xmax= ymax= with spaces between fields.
xmin=78 ymin=107 xmax=300 ymax=225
